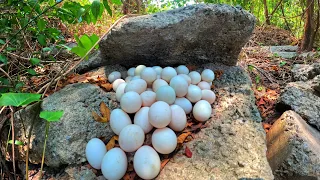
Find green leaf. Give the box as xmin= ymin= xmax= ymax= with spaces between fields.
xmin=80 ymin=35 xmax=93 ymax=50
xmin=0 ymin=54 xmax=8 ymax=64
xmin=37 ymin=34 xmax=46 ymax=46
xmin=37 ymin=19 xmax=46 ymax=31
xmin=42 ymin=47 xmax=52 ymax=52
xmin=91 ymin=0 xmax=101 ymax=21
xmin=0 ymin=39 xmax=5 ymax=45
xmin=0 ymin=93 xmax=41 ymax=107
xmin=90 ymin=34 xmax=99 ymax=49
xmin=71 ymin=46 xmax=87 ymax=57
xmin=74 ymin=34 xmax=85 ymax=49
xmin=30 ymin=58 xmax=41 ymax=65
xmin=103 ymin=0 xmax=112 ymax=16
xmin=27 ymin=69 xmax=37 ymax=75
xmin=8 ymin=140 xmax=24 ymax=146
xmin=40 ymin=110 xmax=64 ymax=122
xmin=111 ymin=0 xmax=122 ymax=5
xmin=248 ymin=65 xmax=254 ymax=72
xmin=257 ymin=86 xmax=263 ymax=91
xmin=279 ymin=61 xmax=287 ymax=67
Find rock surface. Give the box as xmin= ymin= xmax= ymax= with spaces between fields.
xmin=269 ymin=46 xmax=298 ymax=59
xmin=157 ymin=64 xmax=274 ymax=180
xmin=278 ymin=80 xmax=320 ymax=130
xmin=1 ymin=83 xmax=117 ymax=167
xmin=99 ymin=4 xmax=255 ymax=68
xmin=291 ymin=63 xmax=320 ymax=81
xmin=267 ymin=110 xmax=320 ymax=179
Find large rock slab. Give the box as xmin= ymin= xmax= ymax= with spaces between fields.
xmin=291 ymin=63 xmax=320 ymax=81
xmin=277 ymin=80 xmax=320 ymax=130
xmin=1 ymin=83 xmax=117 ymax=167
xmin=99 ymin=4 xmax=255 ymax=68
xmin=267 ymin=110 xmax=320 ymax=179
xmin=157 ymin=64 xmax=274 ymax=180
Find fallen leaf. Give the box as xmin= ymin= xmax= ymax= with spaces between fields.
xmin=177 ymin=132 xmax=191 ymax=144
xmin=257 ymin=98 xmax=266 ymax=106
xmin=100 ymin=83 xmax=113 ymax=91
xmin=160 ymin=158 xmax=171 ymax=170
xmin=185 ymin=146 xmax=192 ymax=158
xmin=100 ymin=102 xmax=110 ymax=121
xmin=123 ymin=172 xmax=136 ymax=180
xmin=92 ymin=111 xmax=109 ymax=123
xmin=106 ymin=135 xmax=119 ymax=150
xmin=214 ymin=70 xmax=224 ymax=79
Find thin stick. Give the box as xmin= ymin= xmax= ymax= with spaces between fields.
xmin=9 ymin=106 xmax=16 ymax=180
xmin=0 ymin=67 xmax=12 ymax=82
xmin=249 ymin=64 xmax=275 ymax=84
xmin=25 ymin=108 xmax=38 ymax=180
xmin=39 ymin=121 xmax=49 ymax=178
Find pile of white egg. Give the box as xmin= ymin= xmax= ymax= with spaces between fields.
xmin=86 ymin=65 xmax=216 ymax=180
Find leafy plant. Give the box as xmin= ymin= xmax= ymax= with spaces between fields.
xmin=71 ymin=34 xmax=99 ymax=59
xmin=279 ymin=61 xmax=287 ymax=67
xmin=0 ymin=93 xmax=41 ymax=107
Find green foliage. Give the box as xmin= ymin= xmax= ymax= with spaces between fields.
xmin=30 ymin=58 xmax=41 ymax=66
xmin=71 ymin=34 xmax=99 ymax=58
xmin=8 ymin=140 xmax=24 ymax=146
xmin=279 ymin=61 xmax=287 ymax=67
xmin=40 ymin=110 xmax=64 ymax=122
xmin=0 ymin=93 xmax=41 ymax=106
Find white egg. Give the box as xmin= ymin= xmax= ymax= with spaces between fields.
xmin=134 ymin=146 xmax=161 ymax=179
xmin=197 ymin=81 xmax=211 ymax=90
xmin=152 ymin=127 xmax=177 ymax=154
xmin=186 ymin=85 xmax=202 ymax=103
xmin=152 ymin=79 xmax=168 ymax=92
xmin=116 ymin=83 xmax=127 ymax=102
xmin=153 ymin=66 xmax=163 ymax=75
xmin=148 ymin=101 xmax=171 ymax=128
xmin=201 ymin=69 xmax=215 ymax=82
xmin=201 ymin=90 xmax=216 ymax=104
xmin=124 ymin=79 xmax=147 ymax=94
xmin=140 ymin=67 xmax=157 ymax=84
xmin=174 ymin=97 xmax=192 ymax=114
xmin=120 ymin=91 xmax=142 ymax=113
xmin=178 ymin=74 xmax=191 ymax=85
xmin=110 ymin=109 xmax=132 ymax=135
xmin=119 ymin=124 xmax=145 ymax=152
xmin=134 ymin=107 xmax=153 ymax=134
xmin=188 ymin=71 xmax=201 ymax=84
xmin=193 ymin=100 xmax=212 ymax=122
xmin=170 ymin=76 xmax=188 ymax=97
xmin=140 ymin=91 xmax=156 ymax=107
xmin=156 ymin=75 xmax=161 ymax=79
xmin=127 ymin=67 xmax=135 ymax=77
xmin=85 ymin=138 xmax=106 ymax=169
xmin=131 ymin=75 xmax=141 ymax=80
xmin=176 ymin=65 xmax=189 ymax=74
xmin=112 ymin=79 xmax=125 ymax=91
xmin=169 ymin=105 xmax=187 ymax=131
xmin=101 ymin=147 xmax=127 ymax=180
xmin=125 ymin=76 xmax=132 ymax=82
xmin=134 ymin=65 xmax=146 ymax=76
xmin=108 ymin=71 xmax=121 ymax=83
xmin=161 ymin=67 xmax=177 ymax=82
xmin=156 ymin=85 xmax=176 ymax=105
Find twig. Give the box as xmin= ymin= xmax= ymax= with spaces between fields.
xmin=0 ymin=0 xmax=64 ymax=53
xmin=249 ymin=64 xmax=275 ymax=84
xmin=39 ymin=121 xmax=49 ymax=178
xmin=9 ymin=106 xmax=16 ymax=180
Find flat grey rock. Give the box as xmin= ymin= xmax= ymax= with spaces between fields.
xmin=267 ymin=110 xmax=320 ymax=179
xmin=278 ymin=81 xmax=320 ymax=130
xmin=99 ymin=4 xmax=255 ymax=68
xmin=157 ymin=64 xmax=274 ymax=180
xmin=291 ymin=63 xmax=320 ymax=81
xmin=1 ymin=83 xmax=117 ymax=167
xmin=269 ymin=46 xmax=298 ymax=53
xmin=272 ymin=52 xmax=297 ymax=59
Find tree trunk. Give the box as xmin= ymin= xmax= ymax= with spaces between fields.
xmin=263 ymin=0 xmax=270 ymax=25
xmin=301 ymin=0 xmax=315 ymax=51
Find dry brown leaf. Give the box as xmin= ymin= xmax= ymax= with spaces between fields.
xmin=177 ymin=132 xmax=191 ymax=144
xmin=100 ymin=83 xmax=113 ymax=91
xmin=160 ymin=158 xmax=171 ymax=170
xmin=106 ymin=135 xmax=119 ymax=150
xmin=92 ymin=111 xmax=109 ymax=123
xmin=100 ymin=102 xmax=110 ymax=120
xmin=123 ymin=172 xmax=136 ymax=180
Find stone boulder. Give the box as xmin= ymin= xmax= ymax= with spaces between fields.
xmin=267 ymin=110 xmax=320 ymax=179
xmin=277 ymin=79 xmax=320 ymax=130
xmin=99 ymin=4 xmax=255 ymax=68
xmin=157 ymin=64 xmax=274 ymax=180
xmin=291 ymin=63 xmax=320 ymax=81
xmin=1 ymin=83 xmax=117 ymax=167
